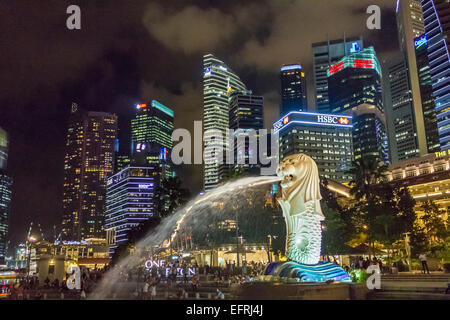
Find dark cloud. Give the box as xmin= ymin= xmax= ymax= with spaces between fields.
xmin=1 ymin=0 xmax=400 ymax=244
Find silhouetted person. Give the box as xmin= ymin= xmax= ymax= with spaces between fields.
xmin=419 ymin=253 xmax=430 ymax=274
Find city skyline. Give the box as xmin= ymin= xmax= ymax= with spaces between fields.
xmin=1 ymin=0 xmax=400 ymax=246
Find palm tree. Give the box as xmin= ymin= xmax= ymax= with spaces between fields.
xmin=346 ymin=156 xmax=388 ymax=258
xmin=154 ymin=176 xmax=190 ymax=217
xmin=347 ymin=156 xmax=388 ymax=201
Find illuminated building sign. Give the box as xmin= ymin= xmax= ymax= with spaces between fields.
xmin=159 ymin=147 xmax=168 ymax=160
xmin=144 ymin=259 xmax=196 ymax=277
xmin=435 ymin=150 xmax=449 ymax=159
xmin=138 ymin=184 xmax=153 ymax=189
xmin=353 ymin=59 xmax=373 ymax=68
xmin=415 ymin=35 xmax=428 ymax=49
xmin=328 ymin=61 xmax=344 ymax=75
xmin=350 ymin=42 xmax=360 ymax=53
xmin=274 ymin=111 xmax=352 ymax=133
xmin=327 ymin=47 xmax=381 ymax=77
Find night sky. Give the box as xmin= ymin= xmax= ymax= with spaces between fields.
xmin=0 ymin=0 xmax=399 ymax=245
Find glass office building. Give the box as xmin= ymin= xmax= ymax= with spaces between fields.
xmin=312 ymin=36 xmax=364 ymax=113
xmin=203 ymin=54 xmax=246 ymax=191
xmin=105 ymin=167 xmax=156 ymax=257
xmin=328 ymin=47 xmax=389 ymax=163
xmin=62 ymin=103 xmax=118 ymax=241
xmin=275 ymin=112 xmax=354 ymax=182
xmin=421 ymin=0 xmax=450 ymax=150
xmin=280 ymin=64 xmax=307 ymax=115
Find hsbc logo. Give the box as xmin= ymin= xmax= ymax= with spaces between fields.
xmin=339 ymin=117 xmax=349 ymax=125
xmin=317 ymin=115 xmax=350 ymax=125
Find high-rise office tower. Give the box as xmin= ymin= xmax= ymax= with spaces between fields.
xmin=414 ymin=35 xmax=441 ymax=153
xmin=328 ymin=47 xmax=389 ymax=163
xmin=421 ymin=0 xmax=450 ymax=150
xmin=312 ymin=36 xmax=364 ymax=113
xmin=105 ymin=166 xmax=156 ymax=257
xmin=0 ymin=127 xmax=12 ymax=263
xmin=280 ymin=64 xmax=307 ymax=115
xmin=203 ymin=54 xmax=246 ymax=191
xmin=275 ymin=112 xmax=354 ymax=182
xmin=131 ymin=100 xmax=174 ymax=152
xmin=384 ymin=55 xmax=421 ymax=162
xmin=62 ymin=103 xmax=118 ymax=241
xmin=0 ymin=127 xmax=7 ymax=171
xmin=415 ymin=34 xmax=441 ymax=153
xmin=229 ymin=91 xmax=264 ymax=174
xmin=387 ymin=0 xmax=431 ymax=161
xmin=131 ymin=100 xmax=175 ymax=180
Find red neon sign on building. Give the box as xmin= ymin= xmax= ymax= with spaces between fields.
xmin=353 ymin=59 xmax=373 ymax=68
xmin=328 ymin=61 xmax=344 ymax=75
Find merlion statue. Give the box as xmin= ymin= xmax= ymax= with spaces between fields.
xmin=263 ymin=153 xmax=351 ymax=282
xmin=276 ymin=154 xmax=324 ymax=265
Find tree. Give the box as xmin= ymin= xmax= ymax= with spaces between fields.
xmin=154 ymin=176 xmax=191 ymax=218
xmin=320 ymin=178 xmax=356 ymax=255
xmin=346 ymin=157 xmax=416 ymax=257
xmin=347 ymin=156 xmax=388 ymax=201
xmin=321 ymin=202 xmax=351 ymax=256
xmin=420 ymin=200 xmax=448 ymax=241
xmin=410 ymin=224 xmax=428 ymax=257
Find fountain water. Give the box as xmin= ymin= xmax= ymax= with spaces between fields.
xmin=90 ymin=175 xmax=281 ymax=299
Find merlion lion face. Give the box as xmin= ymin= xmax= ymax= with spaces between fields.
xmin=277 ymin=154 xmax=309 ymax=190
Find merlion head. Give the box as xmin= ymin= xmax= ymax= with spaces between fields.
xmin=276 ymin=154 xmax=323 ymax=217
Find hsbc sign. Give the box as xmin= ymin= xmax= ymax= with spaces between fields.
xmin=317 ymin=115 xmax=350 ymax=125
xmin=274 ymin=112 xmax=352 ymax=133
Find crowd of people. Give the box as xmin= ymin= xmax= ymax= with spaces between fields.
xmin=349 ymin=256 xmax=383 ymax=272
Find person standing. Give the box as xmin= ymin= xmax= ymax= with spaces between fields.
xmin=419 ymin=253 xmax=430 ymax=274
xmin=215 ymin=288 xmax=225 ymax=300
xmin=150 ymin=279 xmax=157 ymax=300
xmin=142 ymin=281 xmax=149 ymax=300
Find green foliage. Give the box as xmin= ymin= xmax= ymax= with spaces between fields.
xmin=348 ymin=268 xmax=371 ymax=283
xmin=410 ymin=224 xmax=428 ymax=257
xmin=345 ymin=157 xmax=416 ymax=254
xmin=321 ymin=202 xmax=351 ymax=255
xmin=420 ymin=200 xmax=449 ymax=240
xmin=154 ymin=176 xmax=191 ymax=218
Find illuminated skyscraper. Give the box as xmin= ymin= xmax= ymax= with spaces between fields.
xmin=0 ymin=127 xmax=12 ymax=263
xmin=105 ymin=166 xmax=156 ymax=257
xmin=229 ymin=91 xmax=264 ymax=174
xmin=415 ymin=34 xmax=440 ymax=153
xmin=421 ymin=0 xmax=450 ymax=150
xmin=384 ymin=55 xmax=420 ymax=162
xmin=0 ymin=127 xmax=7 ymax=171
xmin=62 ymin=103 xmax=118 ymax=241
xmin=275 ymin=112 xmax=354 ymax=182
xmin=131 ymin=100 xmax=175 ymax=180
xmin=280 ymin=64 xmax=307 ymax=114
xmin=328 ymin=47 xmax=389 ymax=163
xmin=312 ymin=36 xmax=364 ymax=113
xmin=385 ymin=0 xmax=430 ymax=162
xmin=203 ymin=54 xmax=246 ymax=191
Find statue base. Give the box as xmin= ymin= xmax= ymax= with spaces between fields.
xmin=264 ymin=261 xmax=352 ymax=283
